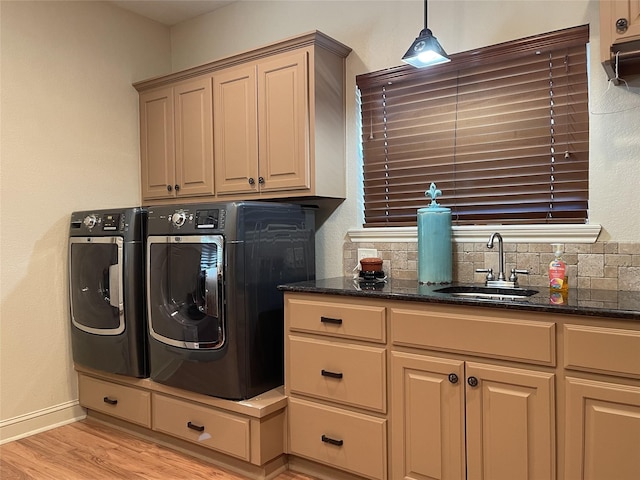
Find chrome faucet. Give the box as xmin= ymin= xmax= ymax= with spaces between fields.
xmin=487 ymin=232 xmax=506 ymax=281
xmin=477 ymin=232 xmax=529 ymax=288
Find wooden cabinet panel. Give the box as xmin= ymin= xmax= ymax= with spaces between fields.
xmin=288 ymin=397 xmax=387 ymax=480
xmin=174 ymin=78 xmax=214 ymax=197
xmin=213 ymin=64 xmax=258 ymax=195
xmin=140 ymin=87 xmax=174 ymax=200
xmin=390 ymin=352 xmax=465 ymax=480
xmin=78 ymin=374 xmax=151 ymax=428
xmin=564 ymin=323 xmax=640 ymax=378
xmin=286 ymin=295 xmax=386 ymax=343
xmin=465 ymin=362 xmax=555 ymax=480
xmin=565 ymin=377 xmax=640 ymax=480
xmin=152 ymin=393 xmax=250 ymax=461
xmin=288 ymin=335 xmax=386 ymax=412
xmin=391 ymin=306 xmax=556 ymax=365
xmin=257 ymin=50 xmax=309 ymax=192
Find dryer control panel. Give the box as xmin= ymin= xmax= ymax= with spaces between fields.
xmin=69 ymin=208 xmax=145 ymax=240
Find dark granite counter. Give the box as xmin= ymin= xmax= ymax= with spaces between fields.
xmin=278 ymin=277 xmax=640 ymax=321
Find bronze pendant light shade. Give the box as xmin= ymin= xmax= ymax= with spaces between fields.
xmin=402 ymin=0 xmax=450 ymax=67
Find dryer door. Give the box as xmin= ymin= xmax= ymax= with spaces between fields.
xmin=147 ymin=235 xmax=225 ymax=350
xmin=69 ymin=237 xmax=124 ymax=335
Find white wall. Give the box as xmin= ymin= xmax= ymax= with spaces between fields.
xmin=171 ymin=0 xmax=640 ymax=278
xmin=0 ymin=0 xmax=170 ymax=440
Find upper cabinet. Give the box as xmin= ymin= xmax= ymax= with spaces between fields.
xmin=139 ymin=77 xmax=214 ymax=200
xmin=600 ymin=1 xmax=640 ymax=84
xmin=134 ymin=32 xmax=351 ymax=204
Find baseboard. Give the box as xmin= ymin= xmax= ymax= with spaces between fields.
xmin=0 ymin=400 xmax=86 ymax=445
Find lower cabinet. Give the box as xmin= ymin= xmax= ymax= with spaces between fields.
xmin=152 ymin=393 xmax=251 ymax=461
xmin=76 ymin=367 xmax=287 ymax=479
xmin=391 ymin=352 xmax=555 ymax=480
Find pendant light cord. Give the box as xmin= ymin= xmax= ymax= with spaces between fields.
xmin=424 ymin=0 xmax=428 ymax=29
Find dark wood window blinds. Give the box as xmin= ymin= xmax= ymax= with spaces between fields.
xmin=357 ymin=25 xmax=589 ymax=227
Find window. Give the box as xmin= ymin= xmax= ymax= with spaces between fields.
xmin=357 ymin=25 xmax=589 ymax=227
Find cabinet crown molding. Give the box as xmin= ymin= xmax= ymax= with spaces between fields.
xmin=133 ymin=30 xmax=352 ymax=92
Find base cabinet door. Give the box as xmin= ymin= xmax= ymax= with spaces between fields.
xmin=465 ymin=362 xmax=555 ymax=480
xmin=391 ymin=352 xmax=465 ymax=480
xmin=391 ymin=354 xmax=555 ymax=480
xmin=565 ymin=377 xmax=640 ymax=480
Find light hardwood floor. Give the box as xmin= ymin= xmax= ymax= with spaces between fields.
xmin=0 ymin=420 xmax=316 ymax=480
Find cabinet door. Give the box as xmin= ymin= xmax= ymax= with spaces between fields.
xmin=257 ymin=50 xmax=309 ymax=192
xmin=140 ymin=87 xmax=175 ymax=200
xmin=391 ymin=351 xmax=465 ymax=480
xmin=174 ymin=78 xmax=214 ymax=197
xmin=565 ymin=376 xmax=640 ymax=480
xmin=465 ymin=362 xmax=555 ymax=480
xmin=213 ymin=64 xmax=259 ymax=195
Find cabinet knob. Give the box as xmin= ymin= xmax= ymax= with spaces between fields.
xmin=248 ymin=177 xmax=255 ymax=185
xmin=174 ymin=184 xmax=180 ymax=192
xmin=448 ymin=373 xmax=459 ymax=384
xmin=616 ymin=18 xmax=629 ymax=33
xmin=467 ymin=376 xmax=479 ymax=387
xmin=167 ymin=185 xmax=172 ymax=192
xmin=258 ymin=176 xmax=265 ymax=184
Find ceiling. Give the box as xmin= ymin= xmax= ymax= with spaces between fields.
xmin=109 ymin=1 xmax=236 ymax=26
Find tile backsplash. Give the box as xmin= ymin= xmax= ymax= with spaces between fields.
xmin=344 ymin=241 xmax=640 ymax=291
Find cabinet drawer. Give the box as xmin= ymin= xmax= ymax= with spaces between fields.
xmin=564 ymin=324 xmax=640 ymax=378
xmin=391 ymin=306 xmax=555 ymax=365
xmin=288 ymin=398 xmax=387 ymax=480
xmin=152 ymin=393 xmax=250 ymax=461
xmin=78 ymin=374 xmax=151 ymax=428
xmin=286 ymin=296 xmax=386 ymax=343
xmin=288 ymin=335 xmax=386 ymax=413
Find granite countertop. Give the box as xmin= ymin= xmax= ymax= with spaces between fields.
xmin=278 ymin=277 xmax=640 ymax=321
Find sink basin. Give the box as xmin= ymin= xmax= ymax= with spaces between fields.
xmin=434 ymin=285 xmax=539 ymax=301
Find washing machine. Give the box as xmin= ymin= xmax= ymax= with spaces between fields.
xmin=146 ymin=201 xmax=315 ymax=400
xmin=68 ymin=207 xmax=148 ymax=377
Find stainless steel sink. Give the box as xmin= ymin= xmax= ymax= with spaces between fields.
xmin=434 ymin=285 xmax=539 ymax=301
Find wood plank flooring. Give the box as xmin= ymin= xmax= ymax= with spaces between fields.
xmin=0 ymin=421 xmax=316 ymax=480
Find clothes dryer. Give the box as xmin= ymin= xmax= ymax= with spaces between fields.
xmin=68 ymin=207 xmax=147 ymax=377
xmin=146 ymin=201 xmax=315 ymax=400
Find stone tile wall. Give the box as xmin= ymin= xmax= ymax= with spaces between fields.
xmin=343 ymin=241 xmax=640 ymax=291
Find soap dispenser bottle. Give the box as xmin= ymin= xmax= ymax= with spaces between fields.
xmin=549 ymin=244 xmax=568 ymax=292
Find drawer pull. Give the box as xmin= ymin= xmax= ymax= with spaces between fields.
xmin=103 ymin=396 xmax=118 ymax=405
xmin=321 ymin=434 xmax=344 ymax=447
xmin=320 ymin=316 xmax=342 ymax=325
xmin=321 ymin=369 xmax=343 ymax=379
xmin=187 ymin=421 xmax=205 ymax=432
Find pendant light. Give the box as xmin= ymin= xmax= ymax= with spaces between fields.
xmin=402 ymin=0 xmax=450 ymax=68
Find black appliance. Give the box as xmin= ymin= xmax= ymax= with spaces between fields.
xmin=68 ymin=207 xmax=148 ymax=377
xmin=146 ymin=201 xmax=315 ymax=400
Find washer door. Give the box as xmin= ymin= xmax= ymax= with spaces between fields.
xmin=69 ymin=237 xmax=124 ymax=335
xmin=147 ymin=235 xmax=225 ymax=350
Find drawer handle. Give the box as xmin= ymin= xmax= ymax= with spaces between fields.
xmin=321 ymin=369 xmax=343 ymax=379
xmin=320 ymin=316 xmax=342 ymax=325
xmin=103 ymin=396 xmax=118 ymax=405
xmin=321 ymin=434 xmax=344 ymax=447
xmin=187 ymin=421 xmax=205 ymax=432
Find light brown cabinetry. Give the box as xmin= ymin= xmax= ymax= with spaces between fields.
xmin=563 ymin=322 xmax=640 ymax=480
xmin=139 ymin=77 xmax=214 ymax=200
xmin=75 ymin=366 xmax=287 ymax=480
xmin=599 ymin=1 xmax=640 ymax=82
xmin=213 ymin=50 xmax=309 ymax=196
xmin=285 ymin=294 xmax=388 ymax=480
xmin=135 ymin=31 xmax=351 ymax=204
xmin=390 ymin=305 xmax=556 ymax=480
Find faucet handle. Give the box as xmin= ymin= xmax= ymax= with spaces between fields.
xmin=476 ymin=268 xmax=494 ymax=282
xmin=509 ymin=268 xmax=529 ymax=283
